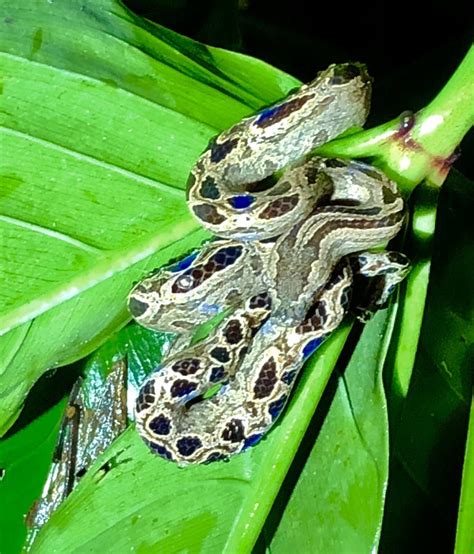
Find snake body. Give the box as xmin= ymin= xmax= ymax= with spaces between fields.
xmin=129 ymin=64 xmax=409 ymax=465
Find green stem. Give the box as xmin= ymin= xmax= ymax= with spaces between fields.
xmin=315 ymin=44 xmax=474 ymax=193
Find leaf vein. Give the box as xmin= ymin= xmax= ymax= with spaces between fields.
xmin=0 ymin=214 xmax=102 ymax=254
xmin=1 ymin=126 xmax=183 ymax=196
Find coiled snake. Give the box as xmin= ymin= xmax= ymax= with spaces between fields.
xmin=128 ymin=63 xmax=410 ymax=466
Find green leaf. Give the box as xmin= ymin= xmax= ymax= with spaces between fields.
xmin=0 ymin=395 xmax=68 ymax=554
xmin=455 ymin=391 xmax=474 ymax=554
xmin=0 ymin=0 xmax=299 ymax=434
xmin=455 ymin=388 xmax=474 ymax=554
xmin=267 ymin=308 xmax=393 ymax=552
xmin=380 ymin=171 xmax=474 ymax=550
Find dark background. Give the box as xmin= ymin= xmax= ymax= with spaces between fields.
xmin=124 ymin=0 xmax=474 ymax=178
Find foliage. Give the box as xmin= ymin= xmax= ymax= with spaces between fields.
xmin=0 ymin=1 xmax=472 ymax=552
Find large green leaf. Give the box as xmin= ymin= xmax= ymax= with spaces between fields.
xmin=0 ymin=396 xmax=68 ymax=554
xmin=380 ymin=171 xmax=474 ymax=551
xmin=0 ymin=0 xmax=299 ymax=434
xmin=268 ymin=308 xmax=394 ymax=553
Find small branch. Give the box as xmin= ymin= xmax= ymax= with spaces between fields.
xmin=314 ymin=44 xmax=474 ymax=194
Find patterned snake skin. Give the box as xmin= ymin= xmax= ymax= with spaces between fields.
xmin=128 ymin=63 xmax=410 ymax=465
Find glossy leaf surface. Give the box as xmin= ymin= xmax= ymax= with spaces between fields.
xmin=0 ymin=0 xmax=298 ymax=433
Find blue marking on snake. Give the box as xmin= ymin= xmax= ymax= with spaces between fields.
xmin=255 ymin=105 xmax=285 ymax=125
xmin=268 ymin=395 xmax=288 ymax=421
xmin=259 ymin=319 xmax=277 ymax=338
xmin=302 ymin=337 xmax=324 ymax=359
xmin=242 ymin=433 xmax=263 ymax=450
xmin=170 ymin=251 xmax=198 ymax=273
xmin=228 ymin=195 xmax=254 ymax=209
xmin=199 ymin=303 xmax=221 ymax=316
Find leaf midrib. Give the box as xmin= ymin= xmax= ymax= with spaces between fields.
xmin=0 ymin=219 xmax=204 ymax=336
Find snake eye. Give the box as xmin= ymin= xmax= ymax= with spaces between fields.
xmin=175 ymin=275 xmax=194 ymax=290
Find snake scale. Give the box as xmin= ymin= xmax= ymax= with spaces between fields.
xmin=128 ymin=63 xmax=410 ymax=466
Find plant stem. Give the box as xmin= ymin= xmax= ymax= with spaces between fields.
xmin=315 ymin=44 xmax=474 ymax=194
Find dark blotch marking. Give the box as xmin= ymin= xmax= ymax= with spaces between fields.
xmin=209 ymin=365 xmax=226 ymax=382
xmin=255 ymin=95 xmax=314 ymax=129
xmin=147 ymin=441 xmax=173 ymax=460
xmin=223 ymin=319 xmax=243 ymax=345
xmin=204 ymin=452 xmax=228 ymax=464
xmin=222 ymin=418 xmax=245 ymax=443
xmin=382 ymin=185 xmax=398 ymax=204
xmin=141 ymin=381 xmax=155 ymax=395
xmin=297 ymin=301 xmax=328 ymax=334
xmin=325 ymin=199 xmax=361 ymax=207
xmin=149 ymin=414 xmax=171 ymax=436
xmin=170 ymin=379 xmax=198 ymax=398
xmin=209 ymin=246 xmax=243 ymax=270
xmin=128 ymin=297 xmax=149 ymax=318
xmin=324 ymin=159 xmax=347 ymax=168
xmin=136 ymin=380 xmax=156 ymax=412
xmin=192 ymin=203 xmax=226 ymax=225
xmin=353 ymin=163 xmax=384 ymax=181
xmin=171 ymin=358 xmax=201 ymax=375
xmin=211 ymin=246 xmax=242 ymax=267
xmin=171 ymin=245 xmax=242 ymax=294
xmin=209 ymin=137 xmax=239 ymax=163
xmin=268 ymin=394 xmax=288 ymax=421
xmin=259 ymin=195 xmax=299 ymax=220
xmin=176 ymin=436 xmax=203 ymax=457
xmin=281 ymin=370 xmax=297 ymax=385
xmin=387 ymin=251 xmax=409 ymax=265
xmin=246 ymin=174 xmax=278 ymax=193
xmin=253 ymin=358 xmax=278 ymax=399
xmin=305 ymin=164 xmax=321 ymax=183
xmin=249 ymin=292 xmax=272 ymax=311
xmin=186 ymin=172 xmax=196 ymax=198
xmin=238 ymin=346 xmax=249 ymax=361
xmin=210 ymin=346 xmax=230 ymax=363
xmin=200 ymin=176 xmax=220 ymax=199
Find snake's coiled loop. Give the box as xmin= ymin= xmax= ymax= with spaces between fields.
xmin=129 ymin=64 xmax=409 ymax=465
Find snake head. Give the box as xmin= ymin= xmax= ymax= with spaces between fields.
xmin=128 ymin=241 xmax=247 ymax=333
xmin=128 ymin=264 xmax=207 ymax=333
